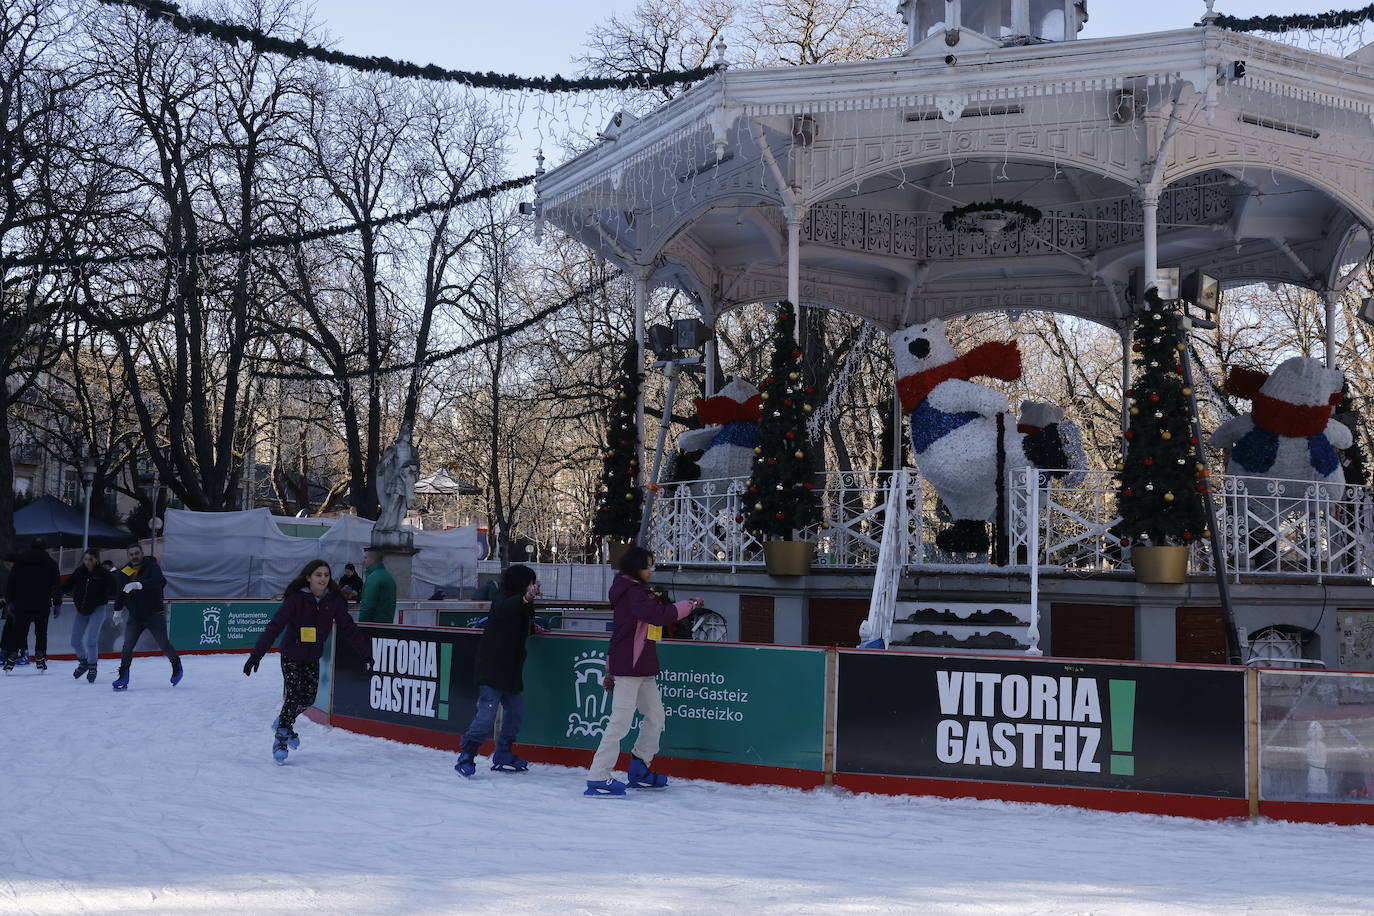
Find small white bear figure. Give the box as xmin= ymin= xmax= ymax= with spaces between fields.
xmin=1209 ymin=357 xmax=1351 ymax=496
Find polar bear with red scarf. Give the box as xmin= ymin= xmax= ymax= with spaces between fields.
xmin=1209 ymin=357 xmax=1351 ymax=494
xmin=672 ymin=378 xmax=763 ymax=492
xmin=892 ymin=318 xmax=1084 ymax=554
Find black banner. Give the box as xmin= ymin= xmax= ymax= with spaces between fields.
xmin=836 ymin=653 xmax=1246 ymax=797
xmin=331 ymin=625 xmax=481 ymax=735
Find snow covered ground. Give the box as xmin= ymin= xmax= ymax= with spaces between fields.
xmin=3 ymin=653 xmax=1372 ymax=915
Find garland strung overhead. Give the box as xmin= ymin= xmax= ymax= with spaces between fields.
xmin=1215 ymin=4 xmax=1374 ymax=32
xmin=257 ymin=271 xmax=620 ymax=382
xmin=3 ymin=175 xmax=534 ymax=271
xmin=95 ymin=0 xmax=718 ymax=92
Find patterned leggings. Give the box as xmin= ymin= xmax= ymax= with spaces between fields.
xmin=278 ymin=658 xmax=320 ymax=731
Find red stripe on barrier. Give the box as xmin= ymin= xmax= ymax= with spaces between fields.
xmin=833 ymin=773 xmax=1250 ymax=820
xmin=313 ymin=711 xmax=825 ymax=788
xmin=1258 ymin=800 xmax=1374 ymax=826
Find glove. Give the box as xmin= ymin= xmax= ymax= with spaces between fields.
xmin=243 ymin=655 xmax=261 ymax=676
xmin=365 ymin=657 xmax=375 ymax=672
xmin=123 ymin=582 xmax=142 ymax=594
xmin=112 ymin=609 xmax=125 ymax=626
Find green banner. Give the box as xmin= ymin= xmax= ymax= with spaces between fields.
xmin=167 ymin=600 xmax=279 ymax=650
xmin=519 ymin=637 xmax=827 ymax=771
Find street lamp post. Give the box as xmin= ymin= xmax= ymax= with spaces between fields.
xmin=81 ymin=458 xmax=97 ymax=554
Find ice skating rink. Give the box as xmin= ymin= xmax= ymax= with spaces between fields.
xmin=3 ymin=653 xmax=1371 ymax=915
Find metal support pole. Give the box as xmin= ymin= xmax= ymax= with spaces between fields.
xmin=1324 ymin=289 xmax=1339 ymax=368
xmin=1178 ymin=311 xmax=1243 ymax=664
xmin=633 ymin=270 xmax=650 ymax=476
xmin=637 ymin=359 xmax=695 ymax=545
xmin=704 ymin=336 xmax=718 ymax=396
xmin=1026 ymin=467 xmax=1042 ymax=656
xmin=81 ymin=479 xmax=93 ymax=554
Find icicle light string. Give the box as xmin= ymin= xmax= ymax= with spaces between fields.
xmin=4 ymin=174 xmax=535 ymax=271
xmin=94 ymin=0 xmax=719 ymax=92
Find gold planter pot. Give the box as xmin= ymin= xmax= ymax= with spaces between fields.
xmin=1131 ymin=545 xmax=1189 ymax=584
xmin=764 ymin=540 xmax=814 ymax=576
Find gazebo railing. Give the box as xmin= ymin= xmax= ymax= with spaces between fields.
xmin=646 ymin=471 xmax=922 ymax=568
xmin=1009 ymin=468 xmax=1374 ymax=579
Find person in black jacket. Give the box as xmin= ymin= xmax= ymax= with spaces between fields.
xmin=2 ymin=538 xmax=61 ymax=672
xmin=65 ymin=549 xmax=114 ymax=682
xmin=111 ymin=545 xmax=182 ymax=690
xmin=453 ymin=564 xmax=544 ymax=777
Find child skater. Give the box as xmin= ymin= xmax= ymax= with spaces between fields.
xmin=454 ymin=564 xmax=544 ymax=777
xmin=584 ymin=546 xmax=702 ymax=797
xmin=244 ymin=559 xmax=372 ymax=764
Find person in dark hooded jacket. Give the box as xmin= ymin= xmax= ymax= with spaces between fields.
xmin=111 ymin=544 xmax=181 ymax=690
xmin=65 ymin=549 xmax=114 ymax=682
xmin=453 ymin=564 xmax=544 ymax=777
xmin=2 ymin=538 xmax=61 ymax=672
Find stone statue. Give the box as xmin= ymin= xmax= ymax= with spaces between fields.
xmin=375 ymin=425 xmax=420 ymax=535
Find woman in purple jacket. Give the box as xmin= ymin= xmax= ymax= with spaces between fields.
xmin=585 ymin=546 xmax=701 ymax=797
xmin=244 ymin=559 xmax=372 ymax=765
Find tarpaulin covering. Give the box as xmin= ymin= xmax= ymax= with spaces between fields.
xmin=160 ymin=508 xmax=479 ymax=598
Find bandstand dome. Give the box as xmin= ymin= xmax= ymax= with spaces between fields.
xmin=536 ymin=1 xmax=1374 ymax=337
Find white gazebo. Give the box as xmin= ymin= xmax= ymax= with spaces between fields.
xmin=534 ymin=1 xmax=1374 ymax=663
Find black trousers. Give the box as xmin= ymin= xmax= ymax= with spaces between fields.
xmin=119 ymin=612 xmax=181 ymax=670
xmin=278 ymin=658 xmax=320 ymax=730
xmin=2 ymin=607 xmax=50 ymax=658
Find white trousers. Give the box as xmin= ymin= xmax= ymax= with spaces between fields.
xmin=587 ymin=675 xmax=666 ymax=781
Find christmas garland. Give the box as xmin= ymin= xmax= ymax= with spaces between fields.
xmin=95 ymin=0 xmax=718 ymax=92
xmin=941 ymin=199 xmax=1043 ymax=234
xmin=1215 ymin=4 xmax=1374 ymax=33
xmin=257 ymin=271 xmax=620 ymax=382
xmin=4 ymin=175 xmax=534 ymax=271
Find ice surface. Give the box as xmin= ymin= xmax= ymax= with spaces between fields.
xmin=2 ymin=654 xmax=1371 ymax=914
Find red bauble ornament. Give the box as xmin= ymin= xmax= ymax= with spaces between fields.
xmin=1149 ymin=393 xmax=1160 ymax=403
xmin=783 ymin=399 xmax=793 ymax=407
xmin=1132 ymin=343 xmax=1142 ymax=352
xmin=1174 ymin=364 xmax=1184 ymax=373
xmin=1119 ymin=537 xmax=1130 ymax=547
xmin=734 ymin=514 xmax=744 ymax=523
xmin=804 ymin=482 xmax=814 ymax=490
xmin=777 ymin=311 xmax=788 ymax=321
xmin=1143 ymin=458 xmax=1154 ymax=467
xmin=766 ymin=376 xmax=775 ymax=385
xmin=767 ymin=458 xmax=778 ymax=465
xmin=775 ymin=511 xmax=786 ymax=520
xmin=1182 ymin=531 xmax=1194 ymax=541
xmin=791 ymin=349 xmax=801 ymax=358
xmin=1122 ymin=488 xmax=1133 ymax=497
xmin=785 ymin=432 xmax=795 ymax=440
xmin=749 ymin=486 xmax=758 ymax=493
xmin=804 ymin=386 xmax=814 ymax=394
xmin=1125 ymin=388 xmax=1134 ymax=398
xmin=1124 ymin=431 xmax=1135 ymax=440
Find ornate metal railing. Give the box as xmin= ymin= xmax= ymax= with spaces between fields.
xmin=1009 ymin=468 xmax=1374 ymax=580
xmin=646 ymin=471 xmax=923 ymax=568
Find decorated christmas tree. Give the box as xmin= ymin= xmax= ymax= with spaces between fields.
xmin=592 ymin=343 xmax=643 ymax=541
xmin=1112 ymin=291 xmax=1209 ymax=548
xmin=741 ymin=302 xmax=821 ymax=539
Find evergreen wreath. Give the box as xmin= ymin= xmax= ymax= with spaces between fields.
xmin=592 ymin=343 xmax=644 ymax=541
xmin=740 ymin=303 xmax=821 ymax=540
xmin=1215 ymin=4 xmax=1374 ymax=33
xmin=941 ymin=199 xmax=1043 ymax=234
xmin=96 ymin=0 xmax=718 ymax=92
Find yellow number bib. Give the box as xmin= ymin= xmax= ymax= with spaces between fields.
xmin=299 ymin=626 xmax=317 ymax=643
xmin=646 ymin=625 xmax=662 ymax=642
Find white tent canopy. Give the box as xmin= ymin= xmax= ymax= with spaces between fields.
xmin=414 ymin=467 xmax=480 ymax=496
xmin=161 ymin=508 xmax=480 ymax=599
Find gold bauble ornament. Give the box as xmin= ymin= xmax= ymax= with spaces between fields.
xmin=754 ymin=447 xmax=762 ymax=454
xmin=788 ymin=372 xmax=799 ymax=381
xmin=760 ymin=392 xmax=769 ymax=400
xmin=803 ymin=404 xmax=813 ymax=413
xmin=1163 ymin=492 xmax=1175 ymax=502
xmin=1182 ymin=387 xmax=1192 ymax=396
xmin=1161 ymin=431 xmax=1172 ymax=440
xmin=754 ymin=503 xmax=763 ymax=510
xmin=1176 ymin=343 xmax=1186 ymax=351
xmin=794 ymin=450 xmax=805 ymax=459
xmin=1129 ymin=406 xmax=1140 ymax=416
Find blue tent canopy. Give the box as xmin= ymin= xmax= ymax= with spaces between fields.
xmin=12 ymin=495 xmax=137 ymax=549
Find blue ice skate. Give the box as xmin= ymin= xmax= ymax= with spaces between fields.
xmin=273 ymin=727 xmax=290 ymax=765
xmin=583 ymin=778 xmax=628 ymax=798
xmin=628 ymin=755 xmax=668 ymax=790
xmin=273 ymin=717 xmax=300 ymax=750
xmin=170 ymin=664 xmax=184 ymax=686
xmin=491 ymin=742 xmax=529 ymax=773
xmin=112 ymin=668 xmax=130 ymax=691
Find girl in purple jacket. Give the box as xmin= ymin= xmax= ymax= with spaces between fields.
xmin=244 ymin=559 xmax=371 ymax=765
xmin=585 ymin=546 xmax=701 ymax=797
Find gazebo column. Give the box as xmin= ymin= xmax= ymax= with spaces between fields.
xmin=1324 ymin=289 xmax=1339 ymax=368
xmin=786 ymin=206 xmax=805 ymax=343
xmin=704 ymin=331 xmax=718 ymax=396
xmin=632 ymin=266 xmax=651 ymax=474
xmin=1141 ymin=185 xmax=1161 ymax=293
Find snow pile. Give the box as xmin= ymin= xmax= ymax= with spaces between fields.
xmin=2 ymin=654 xmax=1371 ymax=914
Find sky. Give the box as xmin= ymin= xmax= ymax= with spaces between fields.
xmin=308 ymin=0 xmax=1294 ymax=79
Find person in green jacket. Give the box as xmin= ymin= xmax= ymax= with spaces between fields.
xmin=358 ymin=548 xmax=397 ymax=623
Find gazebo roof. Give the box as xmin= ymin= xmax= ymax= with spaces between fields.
xmin=537 ymin=24 xmax=1374 ymax=330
